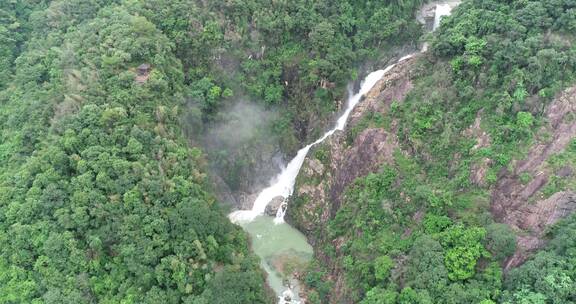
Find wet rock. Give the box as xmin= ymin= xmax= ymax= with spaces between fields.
xmin=292 ymin=62 xmax=414 ymax=223
xmin=349 ymin=57 xmax=416 ymax=127
xmin=416 ymin=1 xmax=462 ymax=32
xmin=289 ymin=59 xmax=414 ymax=304
xmin=265 ymin=196 xmax=285 ymax=216
xmin=280 ymin=289 xmax=294 ymax=304
xmin=416 ymin=5 xmax=437 ymax=30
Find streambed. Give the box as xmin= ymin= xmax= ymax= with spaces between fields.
xmin=239 ymin=216 xmax=313 ymax=303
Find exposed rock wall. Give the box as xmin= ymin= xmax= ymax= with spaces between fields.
xmin=288 ymin=50 xmax=576 ymax=301
xmin=287 ymin=56 xmax=419 ymax=302
xmin=491 ymin=87 xmax=576 ymax=269
xmin=290 ymin=55 xmax=418 ymax=236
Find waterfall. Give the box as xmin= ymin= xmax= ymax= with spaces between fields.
xmin=433 ymin=4 xmax=452 ymax=30
xmin=229 ymin=55 xmax=414 ymax=225
xmin=227 ymin=3 xmax=459 ymax=302
xmin=274 ymin=201 xmax=288 ymax=224
xmin=228 ymin=2 xmax=460 ymax=225
xmin=279 ymin=289 xmax=297 ymax=304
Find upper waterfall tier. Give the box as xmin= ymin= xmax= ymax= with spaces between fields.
xmin=229 ymin=55 xmax=414 ymax=224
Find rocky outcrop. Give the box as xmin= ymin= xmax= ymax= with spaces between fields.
xmin=265 ymin=196 xmax=286 ymax=216
xmin=235 ymin=192 xmax=257 ymax=210
xmin=330 ymin=128 xmax=400 ymax=209
xmin=416 ymin=1 xmax=462 ymax=31
xmin=463 ymin=111 xmax=493 ymax=187
xmin=290 ymin=56 xmax=418 ymax=237
xmin=292 ymin=127 xmax=401 ymax=238
xmin=491 ymin=86 xmax=576 ymax=269
xmin=349 ymin=57 xmax=417 ymax=127
xmin=288 ymin=50 xmax=576 ymax=301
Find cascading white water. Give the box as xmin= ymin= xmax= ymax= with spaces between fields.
xmin=229 ymin=55 xmax=414 ymax=225
xmin=434 ymin=4 xmax=452 ymax=30
xmin=274 ymin=201 xmax=288 ymax=224
xmin=228 ymin=4 xmax=460 ymax=303
xmin=229 ymin=1 xmax=459 ymax=225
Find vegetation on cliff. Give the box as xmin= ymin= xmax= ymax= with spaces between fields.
xmin=294 ymin=0 xmax=576 ymax=303
xmin=1 ymin=0 xmax=575 ymax=303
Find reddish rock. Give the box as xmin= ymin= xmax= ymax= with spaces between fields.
xmin=491 ymin=87 xmax=576 ymax=269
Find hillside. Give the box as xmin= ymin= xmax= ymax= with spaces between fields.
xmin=288 ymin=0 xmax=576 ymax=303
xmin=0 ymin=0 xmax=433 ymax=303
xmin=0 ymin=2 xmax=271 ymax=303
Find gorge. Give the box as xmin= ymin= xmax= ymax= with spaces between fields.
xmin=229 ymin=3 xmax=459 ymax=302
xmin=0 ymin=1 xmax=574 ymax=304
xmin=230 ymin=57 xmax=414 ymax=303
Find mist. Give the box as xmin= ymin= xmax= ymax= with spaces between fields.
xmin=204 ymin=101 xmax=276 ymax=151
xmin=191 ymin=100 xmax=285 ymax=208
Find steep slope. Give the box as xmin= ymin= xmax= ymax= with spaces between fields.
xmin=289 ymin=55 xmax=419 ymax=242
xmin=0 ymin=2 xmax=271 ymax=303
xmin=288 ymin=55 xmax=420 ymax=303
xmin=290 ymin=77 xmax=576 ymax=303
xmin=130 ymin=0 xmax=431 ymax=203
xmin=491 ymin=86 xmax=576 ymax=269
xmin=288 ymin=0 xmax=576 ymax=303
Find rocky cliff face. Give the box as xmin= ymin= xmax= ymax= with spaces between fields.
xmin=491 ymin=87 xmax=576 ymax=269
xmin=288 ymin=52 xmax=576 ymax=302
xmin=289 ymin=55 xmax=418 ymax=235
xmin=287 ymin=55 xmax=420 ymax=302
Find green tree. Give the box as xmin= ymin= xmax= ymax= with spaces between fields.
xmin=361 ymin=287 xmax=398 ymax=304
xmin=440 ymin=226 xmax=488 ymax=281
xmin=374 ymin=255 xmax=394 ymax=282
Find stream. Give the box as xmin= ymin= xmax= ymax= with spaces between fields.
xmin=228 ymin=2 xmax=460 ymax=303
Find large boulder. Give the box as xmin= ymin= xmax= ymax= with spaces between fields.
xmin=265 ymin=196 xmax=286 ymax=216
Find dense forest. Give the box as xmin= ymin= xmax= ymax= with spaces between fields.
xmin=0 ymin=1 xmax=274 ymax=303
xmin=0 ymin=0 xmax=427 ymax=303
xmin=1 ymin=0 xmax=575 ymax=304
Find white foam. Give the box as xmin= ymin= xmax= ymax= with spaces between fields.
xmin=434 ymin=4 xmax=453 ymax=30
xmin=229 ymin=55 xmax=416 ymax=225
